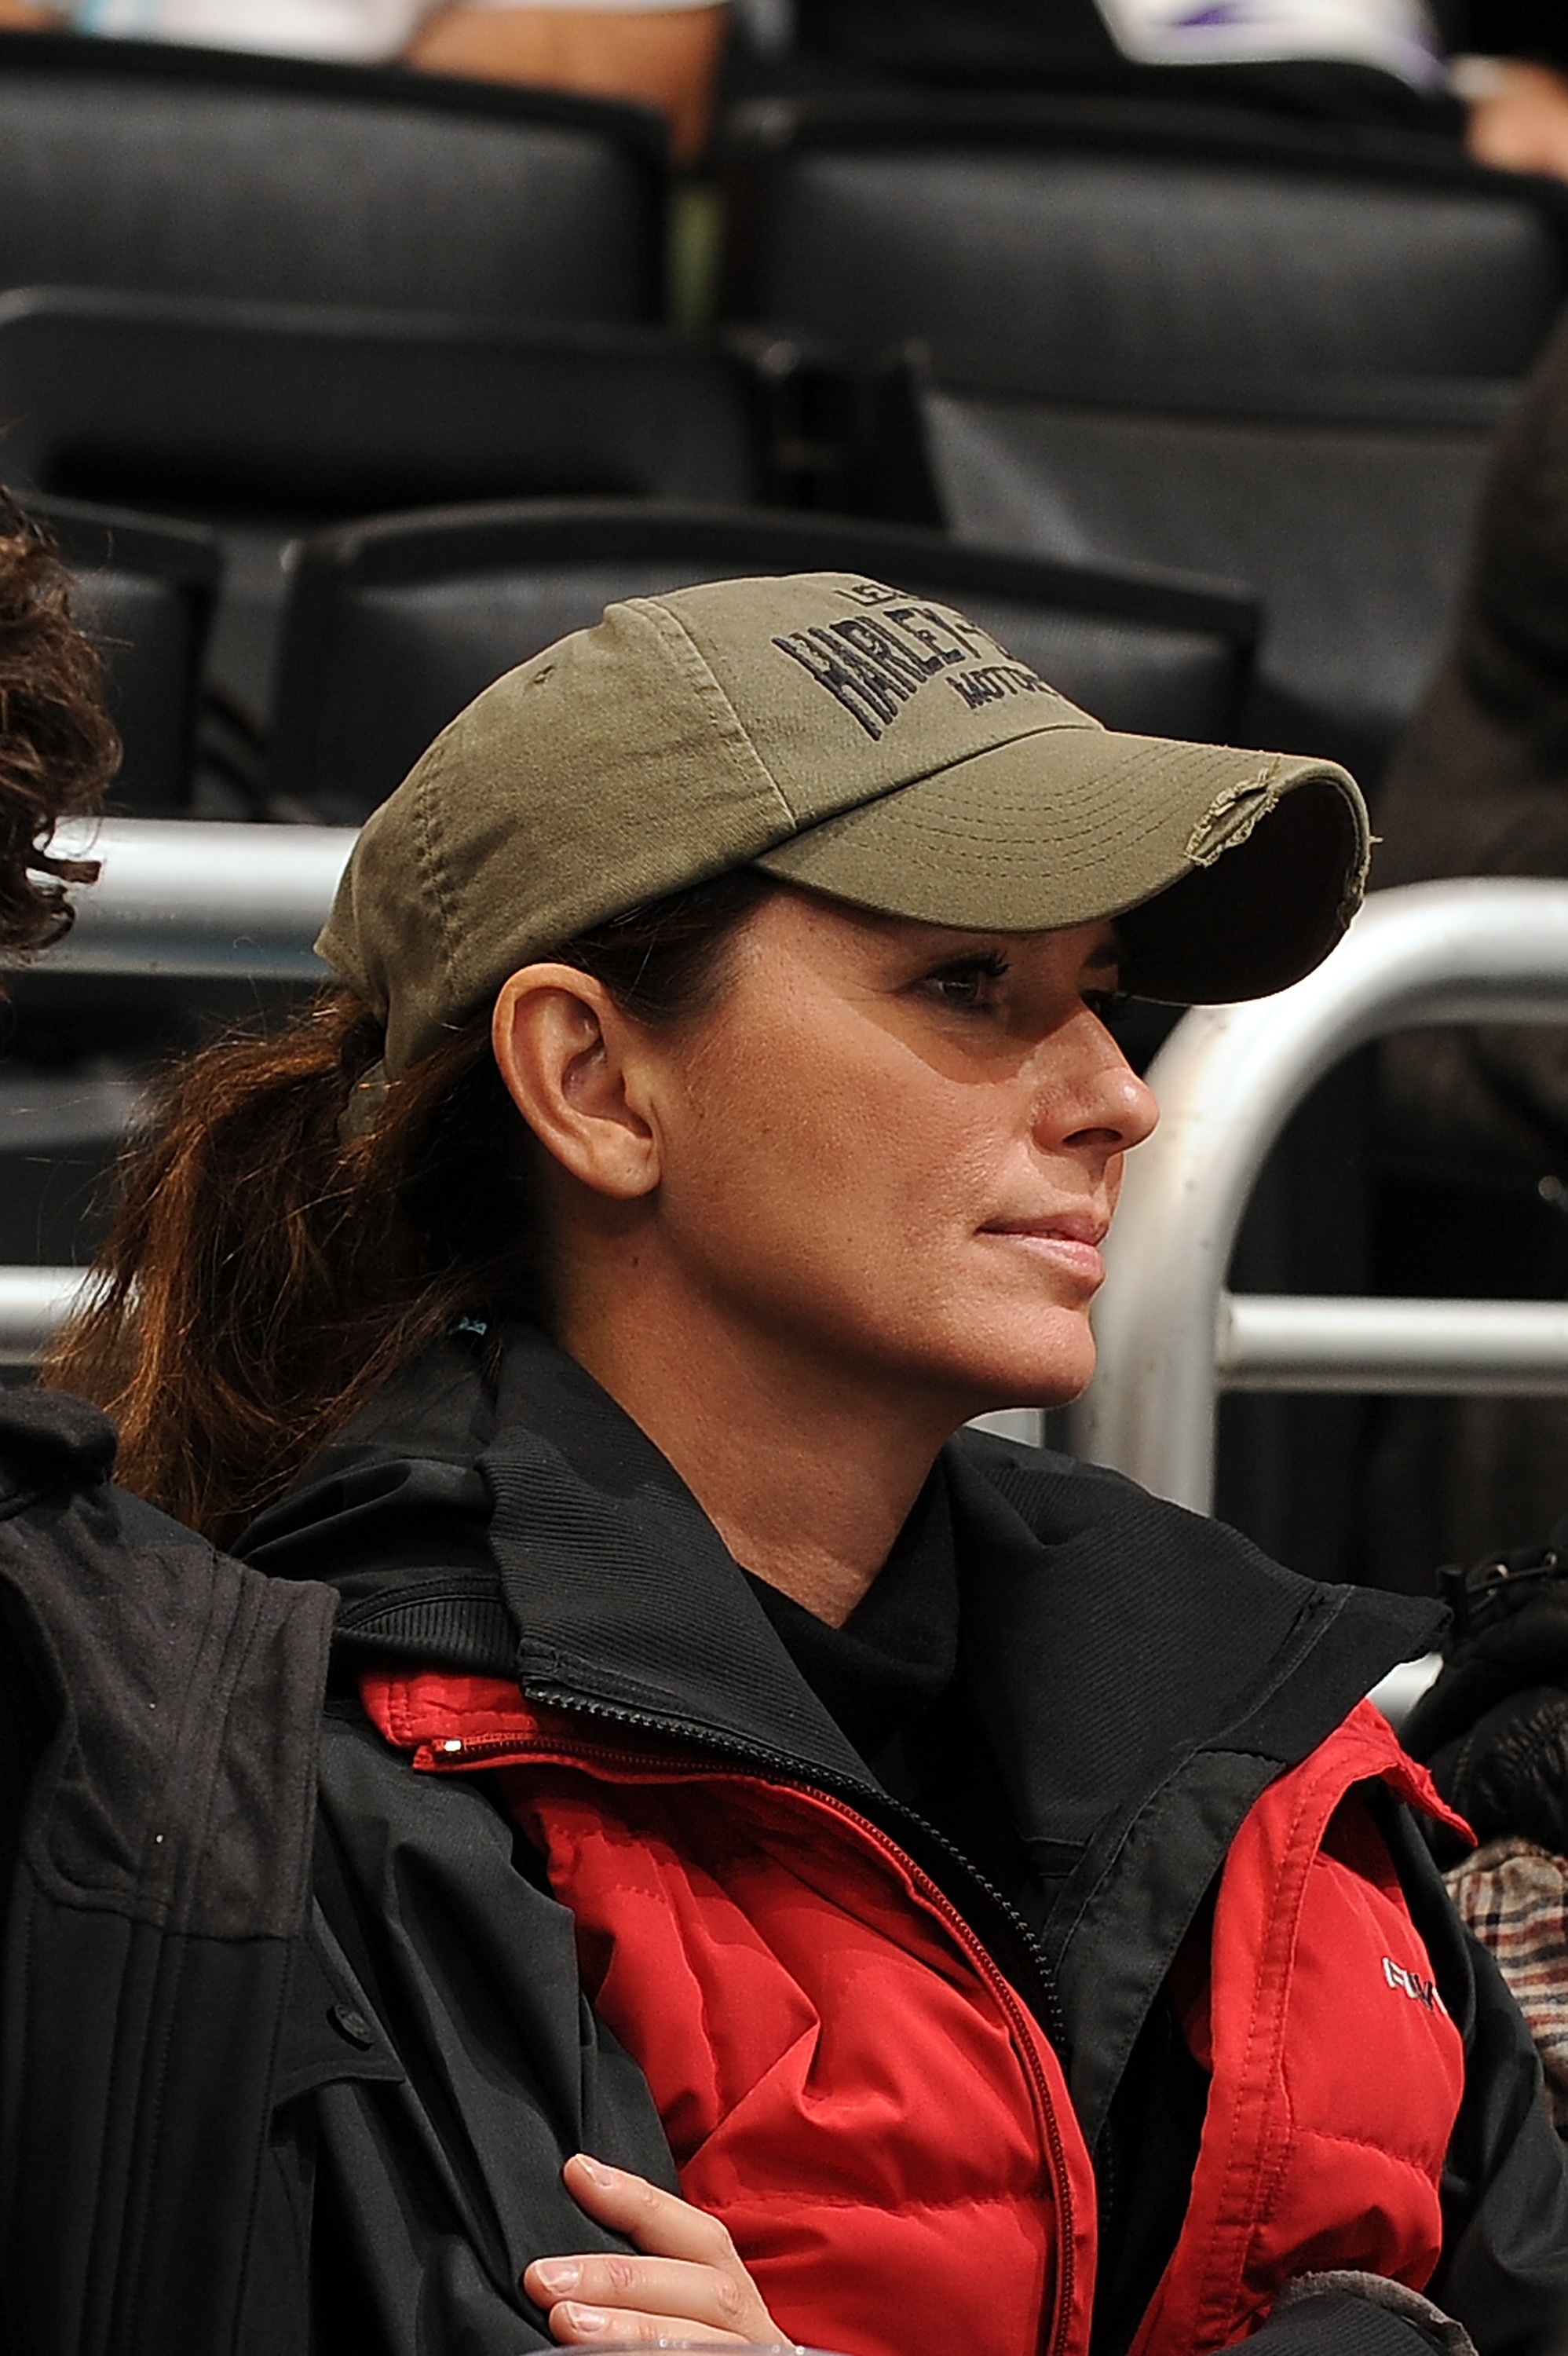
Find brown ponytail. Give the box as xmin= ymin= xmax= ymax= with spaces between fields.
xmin=44 ymin=866 xmax=774 ymax=1544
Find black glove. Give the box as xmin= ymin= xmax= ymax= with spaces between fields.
xmin=1402 ymin=1516 xmax=1568 ymax=1859
xmin=1428 ymin=1683 xmax=1568 ymax=1855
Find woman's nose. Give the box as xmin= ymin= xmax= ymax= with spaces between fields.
xmin=1043 ymin=1026 xmax=1160 ymax=1157
xmin=1102 ymin=1055 xmax=1160 ymax=1153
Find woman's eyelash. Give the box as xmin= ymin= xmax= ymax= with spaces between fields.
xmin=917 ymin=961 xmax=1126 ymax=1015
xmin=924 ymin=951 xmax=1011 ymax=998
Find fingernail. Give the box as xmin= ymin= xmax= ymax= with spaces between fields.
xmin=532 ymin=2261 xmax=581 ymax=2294
xmin=561 ymin=2305 xmax=612 ymax=2336
xmin=572 ymin=2153 xmax=618 ymax=2188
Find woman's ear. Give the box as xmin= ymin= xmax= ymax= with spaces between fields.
xmin=492 ymin=965 xmax=661 ymax=1201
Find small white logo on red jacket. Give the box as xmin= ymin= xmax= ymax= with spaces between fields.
xmin=1383 ymin=1955 xmax=1445 ymax=2013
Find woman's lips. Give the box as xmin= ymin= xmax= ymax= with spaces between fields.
xmin=978 ymin=1216 xmax=1109 ymax=1288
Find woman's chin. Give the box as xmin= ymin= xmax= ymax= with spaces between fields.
xmin=946 ymin=1324 xmax=1097 ymax=1419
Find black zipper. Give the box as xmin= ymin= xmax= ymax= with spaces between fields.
xmin=512 ymin=1680 xmax=1074 ymax=2064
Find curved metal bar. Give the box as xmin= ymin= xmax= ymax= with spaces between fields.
xmin=0 ymin=1268 xmax=93 ymax=1366
xmin=1073 ymin=879 xmax=1568 ymax=1512
xmin=41 ymin=818 xmax=357 ymax=979
xmin=0 ymin=821 xmax=358 ymax=1363
xmin=1369 ymin=1652 xmax=1442 ymax=1729
xmin=1221 ymin=1294 xmax=1568 ymax=1394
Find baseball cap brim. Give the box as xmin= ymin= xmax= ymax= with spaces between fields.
xmin=752 ymin=723 xmax=1369 ymax=1004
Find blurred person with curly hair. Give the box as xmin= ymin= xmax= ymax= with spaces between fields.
xmin=0 ymin=483 xmax=114 ymax=960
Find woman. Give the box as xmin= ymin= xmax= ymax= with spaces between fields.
xmin=49 ymin=573 xmax=1568 ymax=2355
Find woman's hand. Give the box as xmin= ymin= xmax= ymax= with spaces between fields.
xmin=524 ymin=2154 xmax=788 ymax=2347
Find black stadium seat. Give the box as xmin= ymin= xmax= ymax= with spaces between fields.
xmin=267 ymin=498 xmax=1258 ymax=820
xmin=868 ymin=357 xmax=1513 ymax=788
xmin=0 ymin=290 xmax=769 ymax=729
xmin=719 ymin=93 xmax=1568 ymax=398
xmin=26 ymin=492 xmax=220 ymax=815
xmin=0 ymin=31 xmax=666 ymax=324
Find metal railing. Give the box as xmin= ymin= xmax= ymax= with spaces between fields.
xmin=1073 ymin=877 xmax=1568 ymax=1513
xmin=0 ymin=1266 xmax=93 ymax=1366
xmin=42 ymin=815 xmax=356 ymax=980
xmin=0 ymin=819 xmax=356 ymax=1360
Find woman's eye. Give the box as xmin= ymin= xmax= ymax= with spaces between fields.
xmin=922 ymin=955 xmax=1009 ymax=1007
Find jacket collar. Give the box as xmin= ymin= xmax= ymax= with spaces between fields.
xmin=479 ymin=1328 xmax=1441 ymax=1823
xmin=478 ymin=1329 xmax=877 ymax=1795
xmin=946 ymin=1441 xmax=1441 ymax=1853
xmin=253 ymin=1322 xmax=1442 ymax=1823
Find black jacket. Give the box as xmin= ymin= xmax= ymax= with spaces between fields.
xmin=233 ymin=1326 xmax=1568 ymax=2356
xmin=0 ymin=1389 xmax=342 ymax=2356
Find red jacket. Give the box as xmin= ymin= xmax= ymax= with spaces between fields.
xmin=364 ymin=1671 xmax=1467 ymax=2356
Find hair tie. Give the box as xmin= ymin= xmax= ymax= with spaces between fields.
xmin=338 ymin=1058 xmax=389 ymax=1145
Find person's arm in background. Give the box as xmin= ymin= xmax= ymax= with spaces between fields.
xmin=407 ymin=1 xmax=728 ymax=163
xmin=1454 ymin=0 xmax=1568 ymax=176
xmin=0 ymin=2 xmax=63 ymax=22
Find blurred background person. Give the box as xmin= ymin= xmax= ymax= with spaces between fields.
xmin=1369 ymin=315 xmax=1568 ymax=1579
xmin=0 ymin=0 xmax=729 ymax=162
xmin=732 ymin=0 xmax=1568 ymax=174
xmin=1455 ymin=2 xmax=1568 ymax=176
xmin=2 ymin=0 xmax=1566 ymax=169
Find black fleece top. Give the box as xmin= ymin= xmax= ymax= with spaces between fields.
xmin=741 ymin=1469 xmax=1036 ymax=1912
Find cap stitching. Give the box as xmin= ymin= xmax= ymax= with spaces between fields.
xmin=730 ymin=714 xmax=1135 ymax=854
xmin=785 ymin=709 xmax=1104 ymax=818
xmin=623 ymin=594 xmax=802 ymax=829
xmin=758 ymin=745 xmax=1354 ymax=887
xmin=413 ymin=750 xmax=461 ymax=1020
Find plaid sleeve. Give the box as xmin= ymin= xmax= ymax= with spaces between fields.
xmin=1447 ymin=1837 xmax=1568 ymax=2136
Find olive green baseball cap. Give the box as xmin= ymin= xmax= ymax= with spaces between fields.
xmin=319 ymin=571 xmax=1369 ymax=1077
